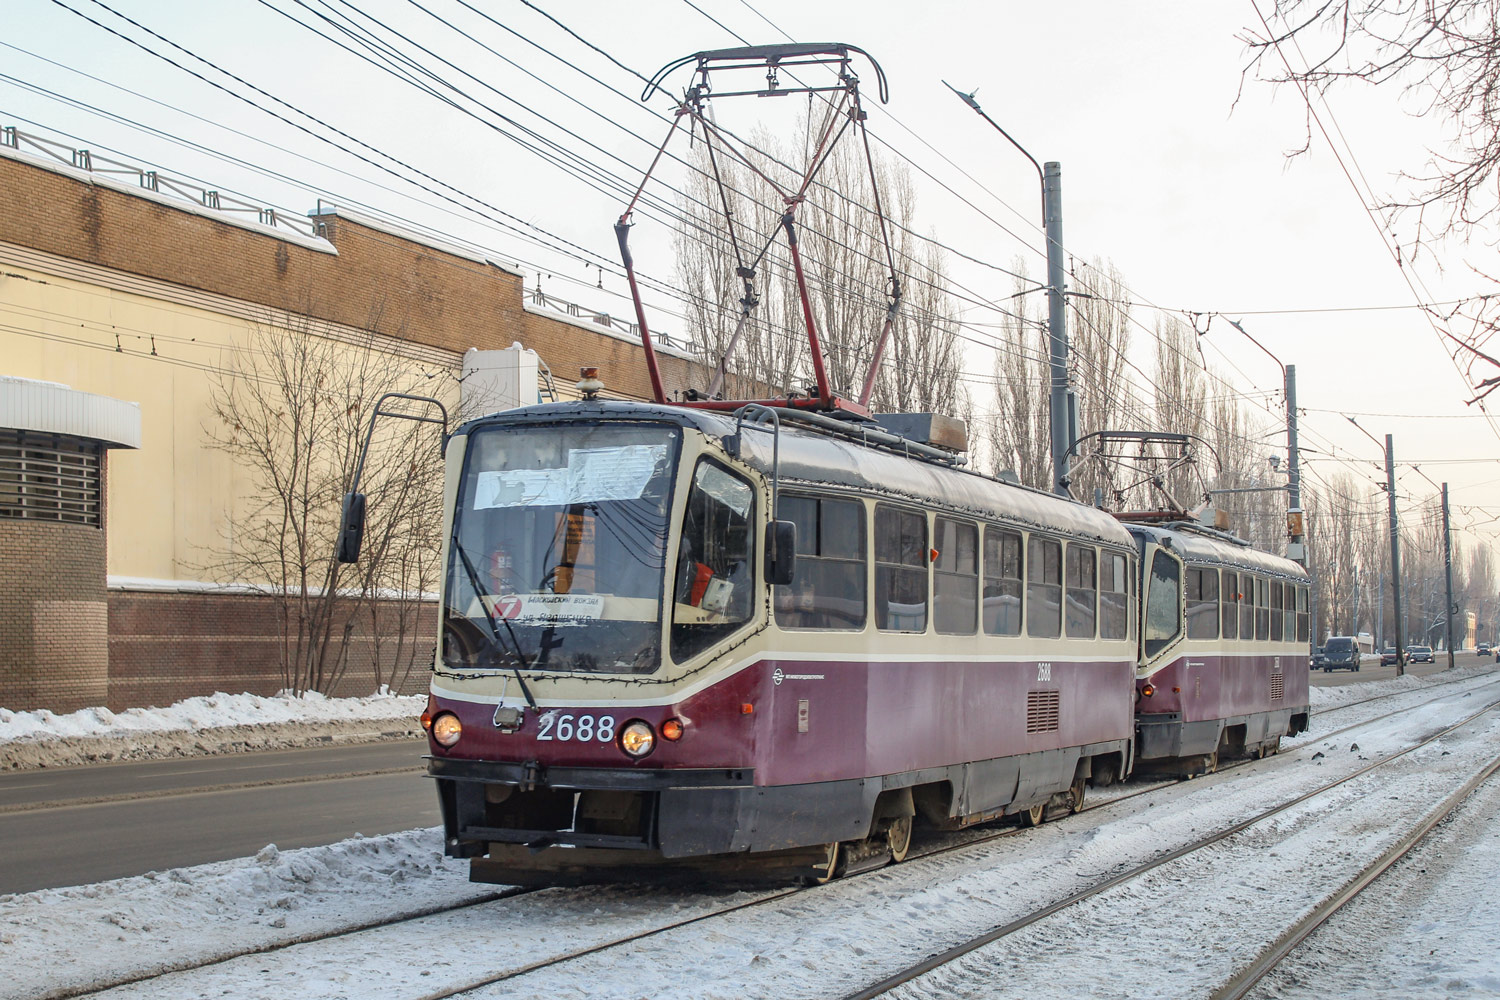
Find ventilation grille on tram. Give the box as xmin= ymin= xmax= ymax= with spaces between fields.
xmin=1270 ymin=670 xmax=1284 ymax=701
xmin=1026 ymin=690 xmax=1061 ymax=733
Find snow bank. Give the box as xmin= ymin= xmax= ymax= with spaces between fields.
xmin=0 ymin=826 xmax=487 ymax=1000
xmin=0 ymin=690 xmax=426 ymax=771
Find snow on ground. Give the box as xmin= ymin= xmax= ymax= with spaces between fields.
xmin=0 ymin=690 xmax=426 ymax=771
xmin=3 ymin=666 xmax=1498 ymax=999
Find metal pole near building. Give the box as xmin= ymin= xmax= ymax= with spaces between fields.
xmin=1387 ymin=434 xmax=1406 ymax=676
xmin=1044 ymin=162 xmax=1071 ymax=497
xmin=1443 ymin=482 xmax=1456 ymax=669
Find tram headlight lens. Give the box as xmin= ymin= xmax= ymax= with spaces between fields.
xmin=619 ymin=720 xmax=655 ymax=757
xmin=431 ymin=712 xmax=463 ymax=748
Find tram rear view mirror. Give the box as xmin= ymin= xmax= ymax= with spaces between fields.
xmin=336 ymin=491 xmax=367 ymax=564
xmin=766 ymin=519 xmax=796 ymax=586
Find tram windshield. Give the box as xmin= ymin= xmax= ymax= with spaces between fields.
xmin=444 ymin=422 xmax=679 ymax=674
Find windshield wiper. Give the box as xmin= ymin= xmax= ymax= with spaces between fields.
xmin=451 ymin=537 xmax=539 ymax=711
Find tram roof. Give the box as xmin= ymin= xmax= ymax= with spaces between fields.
xmin=459 ymin=400 xmax=1137 ymax=549
xmin=1127 ymin=522 xmax=1309 ymax=581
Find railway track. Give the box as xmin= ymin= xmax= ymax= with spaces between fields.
xmin=45 ymin=669 xmax=1500 ymax=1000
xmin=844 ymin=694 xmax=1500 ymax=999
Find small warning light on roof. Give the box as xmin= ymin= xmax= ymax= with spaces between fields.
xmin=577 ymin=366 xmax=604 ymax=400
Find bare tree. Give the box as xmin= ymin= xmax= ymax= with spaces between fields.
xmin=1241 ymin=1 xmax=1500 ymax=399
xmin=205 ymin=306 xmax=442 ymax=695
xmin=984 ymin=263 xmax=1053 ymax=490
xmin=1066 ymin=258 xmax=1137 ymax=504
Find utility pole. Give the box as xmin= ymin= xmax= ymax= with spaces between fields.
xmin=1285 ymin=365 xmax=1305 ymax=564
xmin=1386 ymin=434 xmax=1406 ymax=675
xmin=1442 ymin=482 xmax=1456 ymax=669
xmin=1044 ymin=162 xmax=1071 ymax=497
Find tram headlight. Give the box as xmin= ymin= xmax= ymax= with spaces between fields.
xmin=619 ymin=720 xmax=656 ymax=758
xmin=431 ymin=712 xmax=463 ymax=748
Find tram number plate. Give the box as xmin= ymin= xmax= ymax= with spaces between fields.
xmin=536 ymin=713 xmax=616 ymax=743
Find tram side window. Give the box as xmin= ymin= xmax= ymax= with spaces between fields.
xmin=1144 ymin=550 xmax=1182 ymax=658
xmin=1240 ymin=571 xmax=1255 ymax=639
xmin=1186 ymin=566 xmax=1219 ymax=639
xmin=1221 ymin=570 xmax=1239 ymax=640
xmin=875 ymin=505 xmax=928 ymax=632
xmin=1065 ymin=543 xmax=1097 ymax=638
xmin=1255 ymin=576 xmax=1270 ymax=641
xmin=1296 ymin=585 xmax=1310 ymax=642
xmin=774 ymin=495 xmax=866 ymax=631
xmin=671 ymin=460 xmax=755 ymax=663
xmin=934 ymin=517 xmax=978 ymax=635
xmin=1099 ymin=552 xmax=1129 ymax=640
xmin=1270 ymin=581 xmax=1284 ymax=641
xmin=983 ymin=528 xmax=1024 ymax=636
xmin=1026 ymin=536 xmax=1062 ymax=638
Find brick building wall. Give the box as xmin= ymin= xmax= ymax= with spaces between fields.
xmin=107 ymin=591 xmax=436 ymax=709
xmin=0 ymin=144 xmax=746 ymax=712
xmin=0 ymin=520 xmax=109 ymax=712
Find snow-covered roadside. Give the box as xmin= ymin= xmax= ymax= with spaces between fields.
xmin=0 ymin=690 xmax=426 ymax=771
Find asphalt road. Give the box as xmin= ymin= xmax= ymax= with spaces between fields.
xmin=0 ymin=740 xmax=437 ymax=895
xmin=1309 ymin=648 xmax=1494 ymax=686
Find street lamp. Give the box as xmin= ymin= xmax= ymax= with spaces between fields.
xmin=945 ymin=82 xmax=1072 ymax=497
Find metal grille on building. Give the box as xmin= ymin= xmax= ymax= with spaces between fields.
xmin=0 ymin=431 xmax=102 ymax=526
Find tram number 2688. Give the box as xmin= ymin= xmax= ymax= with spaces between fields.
xmin=537 ymin=713 xmax=616 ymax=743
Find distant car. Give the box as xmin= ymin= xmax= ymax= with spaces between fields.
xmin=1310 ymin=645 xmax=1326 ymax=669
xmin=1380 ymin=647 xmax=1399 ymax=666
xmin=1407 ymin=645 xmax=1435 ymax=663
xmin=1478 ymin=642 xmax=1492 ymax=656
xmin=1322 ymin=636 xmax=1361 ymax=672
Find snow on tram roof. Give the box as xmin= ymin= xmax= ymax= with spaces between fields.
xmin=1129 ymin=521 xmax=1308 ymax=580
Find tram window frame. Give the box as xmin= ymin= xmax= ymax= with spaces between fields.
xmin=982 ymin=527 xmax=1024 ymax=636
xmin=774 ymin=493 xmax=867 ymax=631
xmin=1065 ymin=543 xmax=1097 ymax=639
xmin=1221 ymin=570 xmax=1239 ymax=640
xmin=669 ymin=458 xmax=757 ymax=663
xmin=1026 ymin=535 xmax=1063 ymax=639
xmin=1296 ymin=585 xmax=1310 ymax=643
xmin=1099 ymin=550 xmax=1129 ymax=640
xmin=934 ymin=516 xmax=979 ymax=635
xmin=1239 ymin=572 xmax=1255 ymax=639
xmin=1270 ymin=580 xmax=1284 ymax=641
xmin=1186 ymin=565 xmax=1220 ymax=640
xmin=1255 ymin=576 xmax=1270 ymax=641
xmin=875 ymin=504 xmax=928 ymax=632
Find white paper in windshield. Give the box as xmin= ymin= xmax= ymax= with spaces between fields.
xmin=474 ymin=444 xmax=667 ymax=509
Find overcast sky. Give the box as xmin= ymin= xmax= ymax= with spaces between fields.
xmin=4 ymin=0 xmax=1497 ymax=554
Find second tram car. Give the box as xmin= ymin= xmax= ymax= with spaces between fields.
xmin=1126 ymin=522 xmax=1311 ymax=775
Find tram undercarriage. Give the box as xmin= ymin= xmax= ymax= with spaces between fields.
xmin=434 ymin=739 xmax=1131 ymax=886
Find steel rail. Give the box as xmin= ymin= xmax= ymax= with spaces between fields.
xmin=1210 ymin=750 xmax=1500 ymax=1000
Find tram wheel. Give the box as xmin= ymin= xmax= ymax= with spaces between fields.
xmin=885 ymin=815 xmax=913 ymax=863
xmin=1068 ymin=775 xmax=1087 ymax=814
xmin=809 ymin=842 xmax=841 ymax=885
xmin=1020 ymin=802 xmax=1045 ymax=828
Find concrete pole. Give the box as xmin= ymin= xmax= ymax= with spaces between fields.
xmin=1443 ymin=482 xmax=1456 ymax=669
xmin=1387 ymin=434 xmax=1406 ymax=675
xmin=1044 ymin=162 xmax=1070 ymax=497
